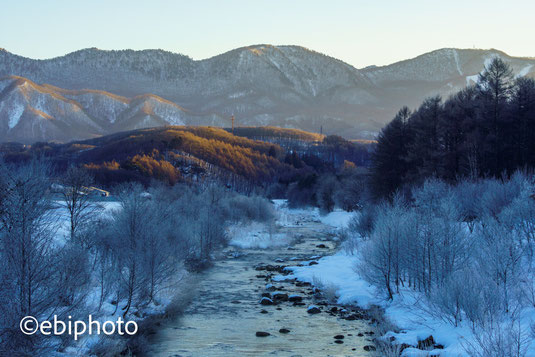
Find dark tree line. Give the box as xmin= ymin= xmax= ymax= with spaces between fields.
xmin=371 ymin=58 xmax=535 ymax=199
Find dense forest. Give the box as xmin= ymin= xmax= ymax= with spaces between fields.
xmin=371 ymin=58 xmax=535 ymax=199
xmin=0 ymin=126 xmax=373 ymax=196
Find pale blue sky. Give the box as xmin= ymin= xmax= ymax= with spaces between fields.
xmin=1 ymin=0 xmax=533 ymax=68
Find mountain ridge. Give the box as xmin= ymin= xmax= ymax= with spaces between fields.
xmin=4 ymin=45 xmax=533 ymax=69
xmin=0 ymin=45 xmax=534 ymax=143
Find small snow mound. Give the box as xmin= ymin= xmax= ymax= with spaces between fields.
xmin=318 ymin=210 xmax=355 ymax=229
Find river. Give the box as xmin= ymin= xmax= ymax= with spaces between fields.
xmin=144 ymin=209 xmax=377 ymax=356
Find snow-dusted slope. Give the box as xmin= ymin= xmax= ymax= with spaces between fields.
xmin=363 ymin=48 xmax=535 ymax=95
xmin=0 ymin=76 xmax=101 ymax=142
xmin=0 ymin=46 xmax=534 ymax=142
xmin=0 ymin=76 xmax=219 ymax=143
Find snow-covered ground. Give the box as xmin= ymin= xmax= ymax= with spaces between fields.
xmin=52 ymin=200 xmax=121 ymax=243
xmin=283 ymin=251 xmax=469 ymax=355
xmin=275 ymin=211 xmax=535 ymax=356
xmin=50 ymin=199 xmax=184 ymax=356
xmin=273 ymin=199 xmax=355 ymax=230
xmin=317 ymin=209 xmax=355 ymax=229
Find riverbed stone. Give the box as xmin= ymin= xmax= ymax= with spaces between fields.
xmin=273 ymin=292 xmax=289 ymax=301
xmin=295 ymin=281 xmax=311 ymax=287
xmin=288 ymin=294 xmax=302 ymax=302
xmin=307 ymin=305 xmax=321 ymax=314
xmin=260 ymin=297 xmax=274 ymax=305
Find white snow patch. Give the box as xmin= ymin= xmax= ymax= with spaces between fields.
xmin=8 ymin=101 xmax=25 ymax=129
xmin=228 ymin=221 xmax=290 ymax=249
xmin=466 ymin=74 xmax=479 ymax=86
xmin=517 ymin=64 xmax=533 ymax=78
xmin=452 ymin=49 xmax=463 ymax=75
xmin=228 ymin=91 xmax=248 ymax=99
xmin=318 ymin=210 xmax=355 ymax=229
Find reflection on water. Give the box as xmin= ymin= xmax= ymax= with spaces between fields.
xmin=145 ymin=221 xmax=376 ymax=357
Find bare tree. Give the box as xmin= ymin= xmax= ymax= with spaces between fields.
xmin=60 ymin=166 xmax=101 ymax=247
xmin=0 ymin=159 xmax=59 ymax=352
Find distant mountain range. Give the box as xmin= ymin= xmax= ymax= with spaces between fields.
xmin=0 ymin=45 xmax=534 ymax=143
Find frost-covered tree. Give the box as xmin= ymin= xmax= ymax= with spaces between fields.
xmin=357 ymin=172 xmax=535 ymax=336
xmin=60 ymin=166 xmax=101 ymax=246
xmin=110 ymin=183 xmax=153 ymax=317
xmin=0 ymin=160 xmax=59 ymax=352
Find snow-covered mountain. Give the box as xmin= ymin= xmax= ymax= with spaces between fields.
xmin=362 ymin=48 xmax=535 ymax=113
xmin=0 ymin=45 xmax=534 ymax=143
xmin=0 ymin=76 xmax=220 ymax=143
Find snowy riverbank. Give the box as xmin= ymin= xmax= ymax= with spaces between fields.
xmin=274 ymin=203 xmax=535 ymax=357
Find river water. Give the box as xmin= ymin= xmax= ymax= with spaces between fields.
xmin=145 ymin=212 xmax=377 ymax=356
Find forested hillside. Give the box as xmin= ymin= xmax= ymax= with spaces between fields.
xmin=0 ymin=126 xmax=372 ymax=192
xmin=371 ymin=58 xmax=535 ymax=199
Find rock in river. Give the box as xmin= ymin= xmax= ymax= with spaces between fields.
xmin=307 ymin=305 xmax=321 ymax=314
xmin=256 ymin=331 xmax=270 ymax=337
xmin=260 ymin=297 xmax=274 ymax=305
xmin=272 ymin=292 xmax=289 ymax=301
